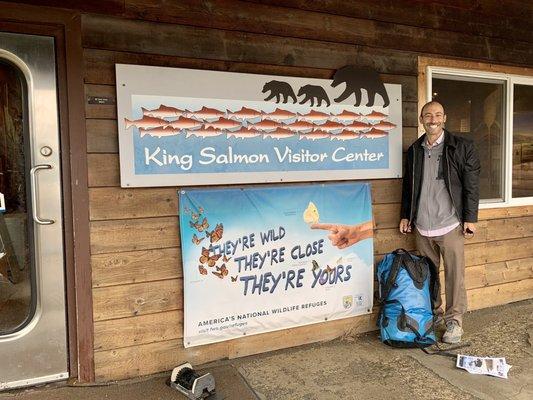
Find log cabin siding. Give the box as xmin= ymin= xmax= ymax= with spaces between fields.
xmin=6 ymin=0 xmax=531 ymax=381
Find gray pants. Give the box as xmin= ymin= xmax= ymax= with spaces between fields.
xmin=415 ymin=225 xmax=467 ymax=326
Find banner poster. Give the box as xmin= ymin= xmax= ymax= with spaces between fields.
xmin=116 ymin=64 xmax=402 ymax=187
xmin=179 ymin=182 xmax=374 ymax=347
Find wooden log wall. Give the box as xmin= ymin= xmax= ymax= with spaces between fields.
xmin=56 ymin=0 xmax=533 ymax=380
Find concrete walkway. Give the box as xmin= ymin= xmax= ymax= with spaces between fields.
xmin=1 ymin=299 xmax=532 ymax=400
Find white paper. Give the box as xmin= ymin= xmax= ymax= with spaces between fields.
xmin=456 ymin=355 xmax=511 ymax=379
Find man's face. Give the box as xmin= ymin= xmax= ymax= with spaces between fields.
xmin=420 ymin=103 xmax=446 ymax=137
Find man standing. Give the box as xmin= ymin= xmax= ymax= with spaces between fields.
xmin=399 ymin=101 xmax=480 ymax=344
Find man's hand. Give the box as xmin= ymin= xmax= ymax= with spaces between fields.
xmin=399 ymin=219 xmax=411 ymax=234
xmin=463 ymin=222 xmax=476 ymax=238
xmin=311 ymin=221 xmax=373 ymax=249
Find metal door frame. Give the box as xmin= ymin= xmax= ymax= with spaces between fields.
xmin=0 ymin=3 xmax=95 ymax=384
xmin=0 ymin=31 xmax=68 ymax=389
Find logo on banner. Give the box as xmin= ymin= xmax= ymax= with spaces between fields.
xmin=343 ymin=295 xmax=353 ymax=309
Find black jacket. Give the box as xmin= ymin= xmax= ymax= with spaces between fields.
xmin=401 ymin=130 xmax=481 ymax=225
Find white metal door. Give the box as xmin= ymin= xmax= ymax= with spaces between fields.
xmin=0 ymin=32 xmax=67 ymax=389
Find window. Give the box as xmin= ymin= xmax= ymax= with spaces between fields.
xmin=426 ymin=67 xmax=533 ymax=207
xmin=512 ymin=84 xmax=533 ymax=199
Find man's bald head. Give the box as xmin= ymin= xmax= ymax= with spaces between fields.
xmin=420 ymin=101 xmax=445 ymax=118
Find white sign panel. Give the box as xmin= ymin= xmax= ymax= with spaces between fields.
xmin=116 ymin=64 xmax=402 ymax=186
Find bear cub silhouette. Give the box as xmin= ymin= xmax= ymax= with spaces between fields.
xmin=331 ymin=66 xmax=390 ymax=107
xmin=297 ymin=85 xmax=331 ymax=107
xmin=262 ymin=80 xmax=297 ymax=104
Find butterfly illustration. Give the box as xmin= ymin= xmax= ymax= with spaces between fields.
xmin=231 ymin=275 xmax=238 ymax=282
xmin=326 ymin=265 xmax=335 ymax=275
xmin=199 ymin=247 xmax=210 ymax=263
xmin=212 ymin=271 xmax=224 ymax=279
xmin=184 ymin=206 xmax=192 ymax=215
xmin=312 ymin=260 xmax=319 ymax=272
xmin=223 ymin=255 xmax=232 ymax=262
xmin=192 ymin=234 xmax=204 ymax=245
xmin=216 ymin=263 xmax=229 ymax=276
xmin=207 ymin=254 xmax=221 ymax=267
xmin=190 ymin=217 xmax=209 ymax=232
xmin=199 ymin=247 xmax=221 ymax=267
xmin=198 ymin=265 xmax=207 ymax=275
xmin=191 ymin=212 xmax=199 ymax=222
xmin=206 ymin=223 xmax=223 ymax=243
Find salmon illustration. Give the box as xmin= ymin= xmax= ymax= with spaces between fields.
xmin=371 ymin=121 xmax=396 ymax=130
xmin=316 ymin=121 xmax=345 ymax=132
xmin=285 ymin=120 xmax=315 ymax=133
xmin=139 ymin=126 xmax=181 ymax=138
xmin=227 ymin=127 xmax=262 ymax=139
xmin=298 ymin=110 xmax=330 ymax=122
xmin=299 ymin=130 xmax=330 ymax=140
xmin=263 ymin=127 xmax=295 ymax=139
xmin=263 ymin=128 xmax=295 ymax=140
xmin=186 ymin=126 xmax=224 ymax=138
xmin=249 ymin=120 xmax=280 ymax=131
xmin=263 ymin=108 xmax=296 ymax=122
xmin=124 ymin=116 xmax=168 ymax=130
xmin=332 ymin=110 xmax=361 ymax=123
xmin=227 ymin=107 xmax=262 ymax=121
xmin=187 ymin=106 xmax=226 ymax=121
xmin=362 ymin=128 xmax=388 ymax=138
xmin=204 ymin=117 xmax=241 ymax=130
xmin=142 ymin=105 xmax=185 ymax=119
xmin=343 ymin=121 xmax=371 ymax=132
xmin=165 ymin=116 xmax=203 ymax=130
xmin=330 ymin=130 xmax=360 ymax=141
xmin=364 ymin=111 xmax=388 ymax=122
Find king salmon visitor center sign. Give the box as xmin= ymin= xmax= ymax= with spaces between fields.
xmin=179 ymin=182 xmax=374 ymax=347
xmin=115 ymin=64 xmax=402 ymax=187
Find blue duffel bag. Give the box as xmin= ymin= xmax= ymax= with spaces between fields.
xmin=377 ymin=248 xmax=440 ymax=348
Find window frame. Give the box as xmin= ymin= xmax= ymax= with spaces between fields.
xmin=425 ymin=65 xmax=533 ymax=208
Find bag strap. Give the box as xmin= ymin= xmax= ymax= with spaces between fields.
xmin=419 ymin=342 xmax=471 ymax=358
xmin=378 ymin=253 xmax=404 ymax=303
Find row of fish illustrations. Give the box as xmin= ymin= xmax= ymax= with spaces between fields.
xmin=124 ymin=105 xmax=396 ymax=140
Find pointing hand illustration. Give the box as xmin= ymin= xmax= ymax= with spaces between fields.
xmin=311 ymin=221 xmax=373 ymax=249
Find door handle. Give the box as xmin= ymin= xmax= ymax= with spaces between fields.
xmin=30 ymin=164 xmax=55 ymax=225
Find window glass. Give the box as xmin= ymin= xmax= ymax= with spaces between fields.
xmin=0 ymin=60 xmax=34 ymax=334
xmin=512 ymin=84 xmax=533 ymax=198
xmin=432 ymin=77 xmax=505 ymax=201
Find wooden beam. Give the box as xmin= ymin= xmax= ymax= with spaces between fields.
xmin=87 ymin=153 xmax=119 ymax=187
xmin=93 ymin=310 xmax=184 ymax=352
xmin=82 ymin=14 xmax=419 ymax=74
xmin=244 ymin=0 xmax=533 ymax=44
xmin=90 ymin=217 xmax=179 ymax=254
xmin=91 ymin=247 xmax=182 ymax=288
xmin=89 ymin=187 xmax=179 ymax=220
xmin=86 ymin=119 xmax=117 ymax=153
xmin=92 ymin=278 xmax=183 ymax=321
xmin=116 ymin=0 xmax=533 ymax=65
xmin=94 ymin=339 xmax=228 ymax=381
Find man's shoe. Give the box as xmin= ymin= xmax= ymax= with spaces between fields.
xmin=442 ymin=320 xmax=463 ymax=344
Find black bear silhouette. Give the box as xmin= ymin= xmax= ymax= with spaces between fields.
xmin=297 ymin=84 xmax=331 ymax=107
xmin=262 ymin=80 xmax=297 ymax=104
xmin=331 ymin=66 xmax=390 ymax=107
